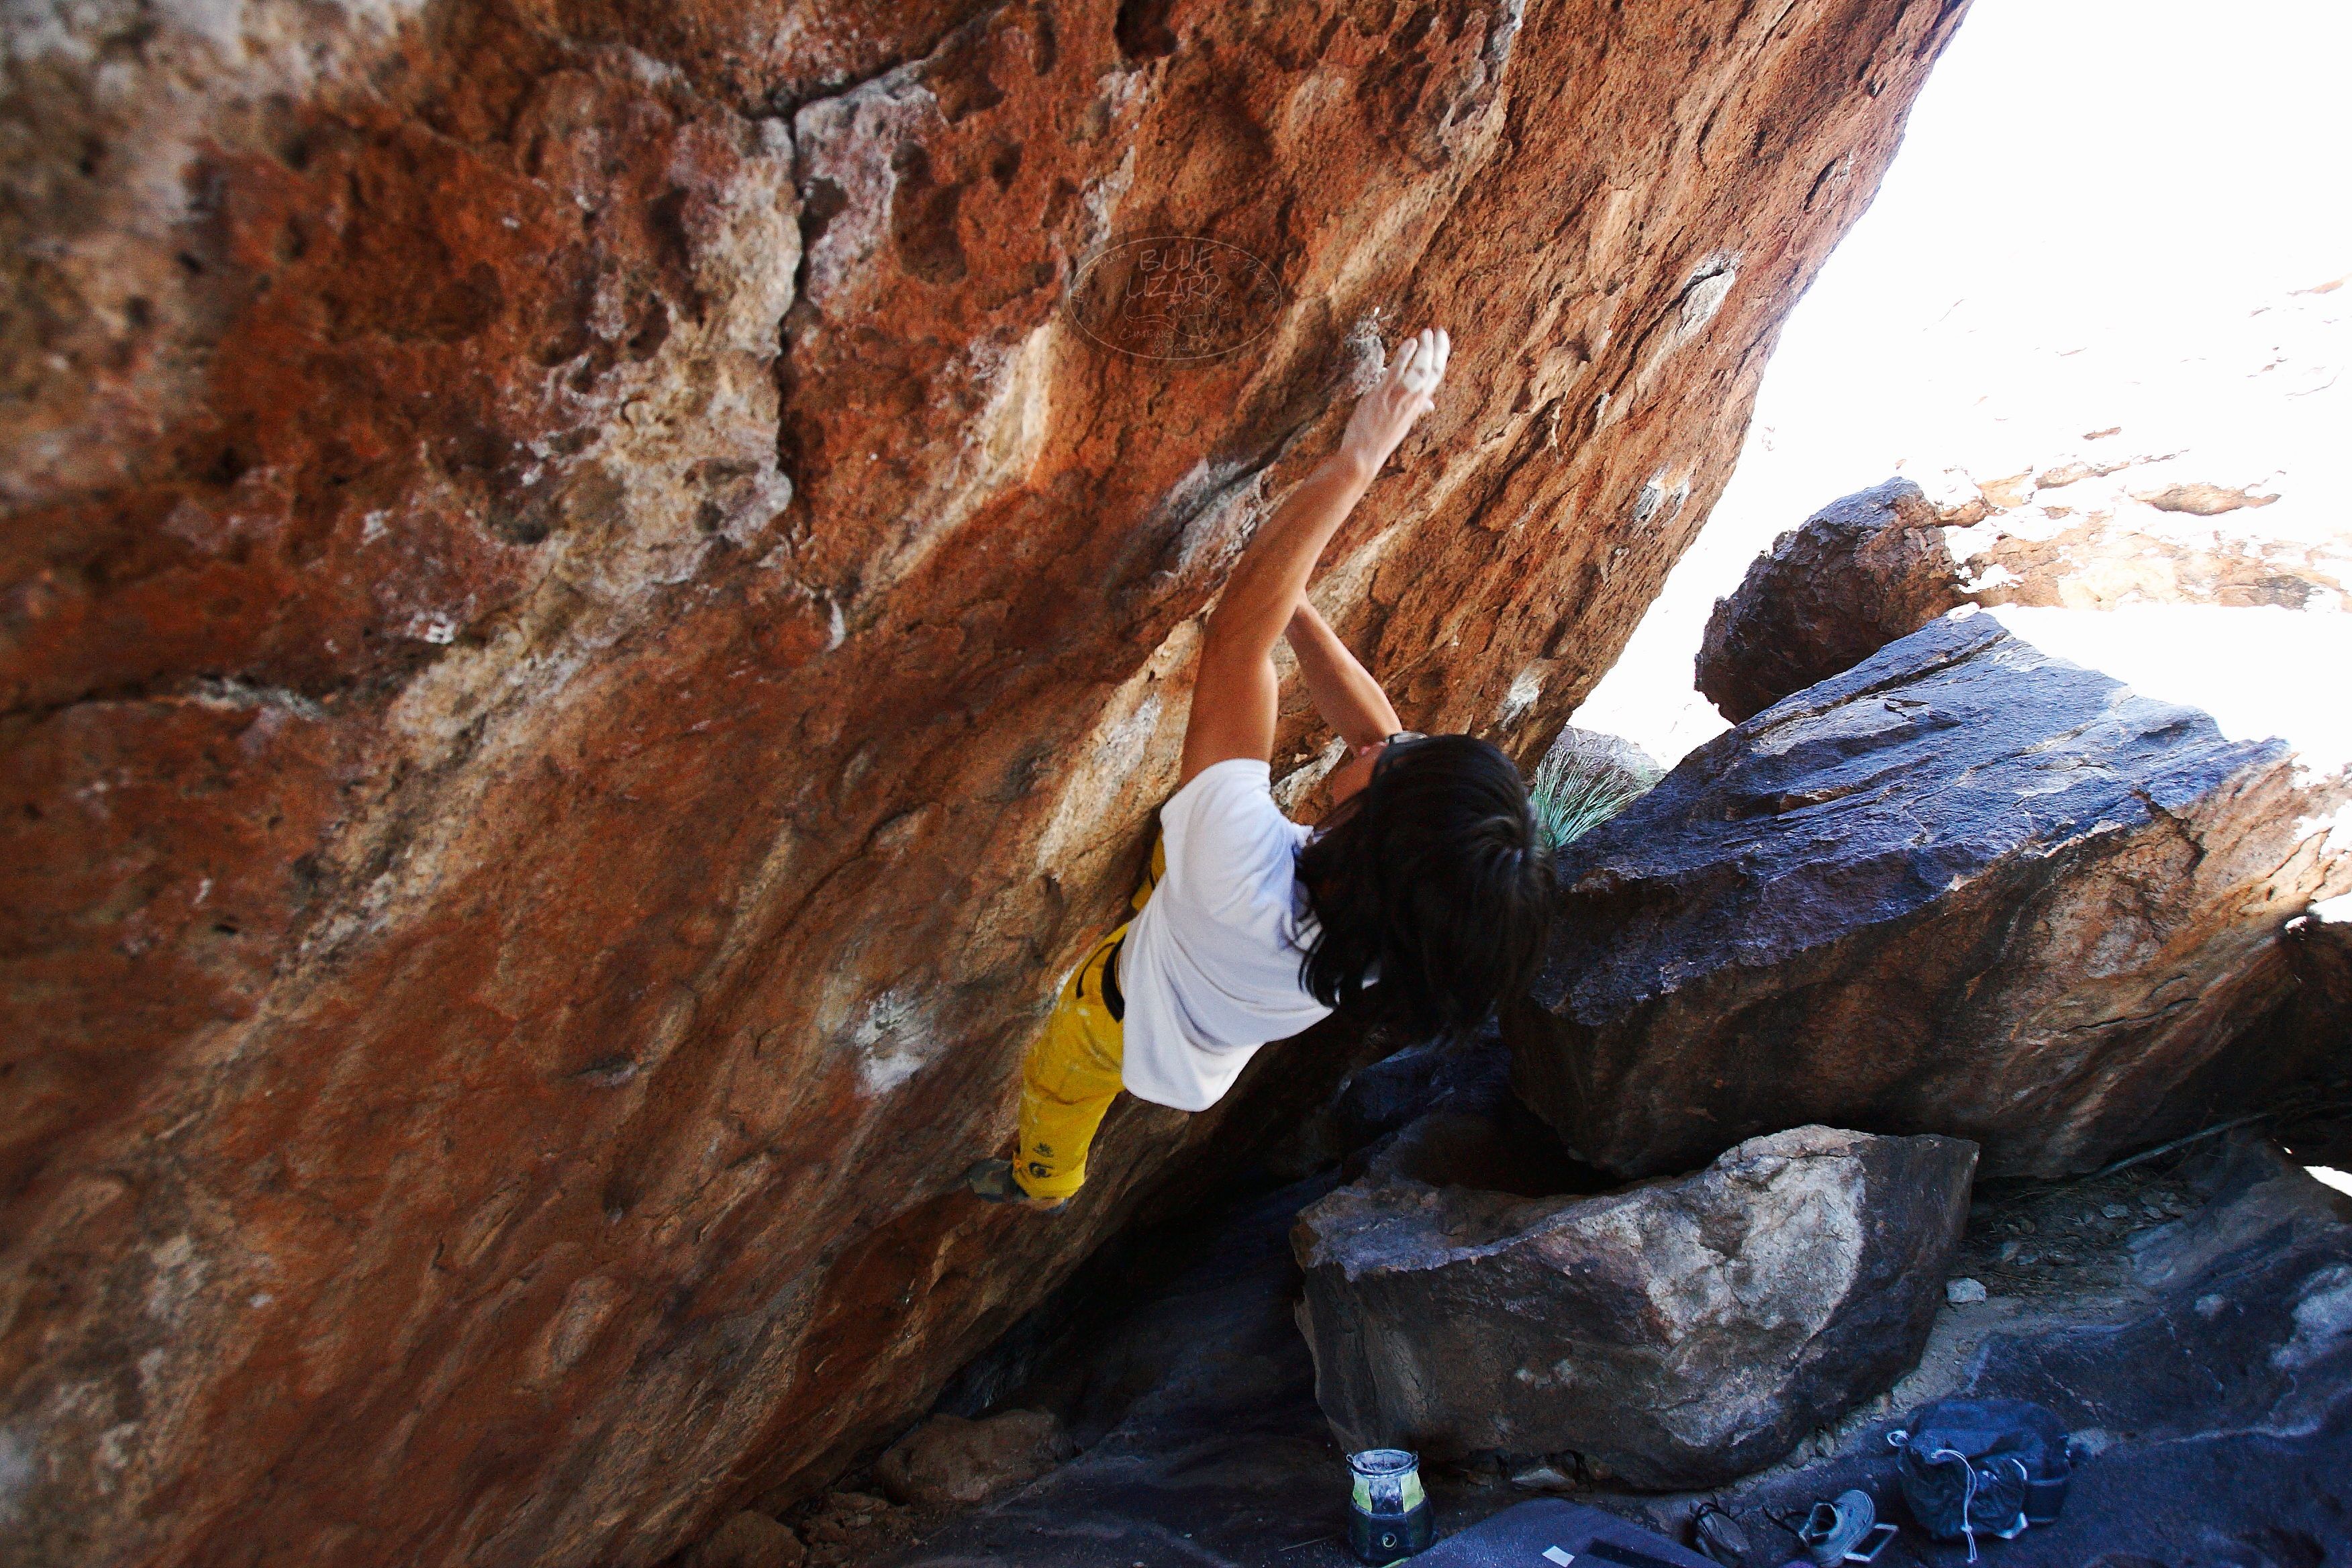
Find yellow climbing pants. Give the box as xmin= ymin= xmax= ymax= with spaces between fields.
xmin=1014 ymin=836 xmax=1165 ymax=1202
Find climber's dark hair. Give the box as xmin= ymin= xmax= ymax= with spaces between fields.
xmin=1296 ymin=733 xmax=1554 ymax=1038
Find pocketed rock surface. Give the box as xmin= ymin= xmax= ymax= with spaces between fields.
xmin=1291 ymin=1125 xmax=1977 ymax=1490
xmin=1508 ymin=612 xmax=2352 ymax=1182
xmin=0 ymin=3 xmax=1970 ymax=1564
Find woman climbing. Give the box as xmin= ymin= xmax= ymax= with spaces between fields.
xmin=966 ymin=326 xmax=1554 ymax=1208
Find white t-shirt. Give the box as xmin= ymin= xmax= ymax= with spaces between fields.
xmin=1115 ymin=758 xmax=1336 ymax=1112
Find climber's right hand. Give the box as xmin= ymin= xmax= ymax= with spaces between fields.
xmin=1338 ymin=326 xmax=1449 ymax=473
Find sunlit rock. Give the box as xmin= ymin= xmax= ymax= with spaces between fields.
xmin=1698 ymin=450 xmax=2351 ymax=724
xmin=1516 ymin=613 xmax=2352 ymax=1181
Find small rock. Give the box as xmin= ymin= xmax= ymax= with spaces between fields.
xmin=685 ymin=1512 xmax=805 ymax=1568
xmin=2103 ymin=1204 xmax=2130 ymax=1219
xmin=1947 ymin=1277 xmax=1990 ymax=1304
xmin=1509 ymin=1463 xmax=1576 ymax=1491
xmin=1979 ymin=470 xmax=2039 ymax=509
xmin=2132 ymin=480 xmax=2281 ymax=516
xmin=2196 ymin=1293 xmax=2230 ymax=1320
xmin=875 ymin=1410 xmax=1074 ymax=1510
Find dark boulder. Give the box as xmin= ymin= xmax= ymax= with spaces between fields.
xmin=1510 ymin=612 xmax=2352 ymax=1181
xmin=1291 ymin=1125 xmax=1977 ymax=1491
xmin=879 ymin=1122 xmax=2352 ymax=1565
xmin=1696 ymin=479 xmax=1965 ymax=723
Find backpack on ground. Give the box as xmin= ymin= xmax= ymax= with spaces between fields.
xmin=1887 ymin=1398 xmax=2071 ymax=1561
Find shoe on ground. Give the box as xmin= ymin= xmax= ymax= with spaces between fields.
xmin=1692 ymin=1502 xmax=1750 ymax=1566
xmin=1798 ymin=1490 xmax=1875 ymax=1566
xmin=963 ymin=1158 xmax=1065 ymax=1210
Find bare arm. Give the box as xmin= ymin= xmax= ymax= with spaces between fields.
xmin=1285 ymin=599 xmax=1400 ymax=750
xmin=1179 ymin=328 xmax=1449 ymax=786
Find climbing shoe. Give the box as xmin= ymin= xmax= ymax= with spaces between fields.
xmin=1692 ymin=1502 xmax=1750 ymax=1566
xmin=1798 ymin=1490 xmax=1876 ymax=1566
xmin=963 ymin=1158 xmax=1065 ymax=1210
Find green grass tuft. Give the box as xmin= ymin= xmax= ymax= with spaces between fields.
xmin=1528 ymin=728 xmax=1661 ymax=853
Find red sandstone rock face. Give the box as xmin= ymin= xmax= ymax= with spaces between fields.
xmin=0 ymin=3 xmax=1968 ymax=1563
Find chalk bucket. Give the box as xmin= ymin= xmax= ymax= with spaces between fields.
xmin=1346 ymin=1448 xmax=1433 ymax=1563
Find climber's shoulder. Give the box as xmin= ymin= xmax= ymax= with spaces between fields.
xmin=1155 ymin=758 xmax=1306 ymax=918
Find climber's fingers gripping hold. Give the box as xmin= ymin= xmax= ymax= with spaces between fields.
xmin=1339 ymin=326 xmax=1449 ymax=473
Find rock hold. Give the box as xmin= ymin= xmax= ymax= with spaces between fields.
xmin=1293 ymin=1124 xmax=1976 ymax=1491
xmin=1512 ymin=613 xmax=2352 ymax=1181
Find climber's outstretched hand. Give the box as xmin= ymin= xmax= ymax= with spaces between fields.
xmin=1177 ymin=325 xmax=1452 ymax=789
xmin=1339 ymin=326 xmax=1449 ymax=473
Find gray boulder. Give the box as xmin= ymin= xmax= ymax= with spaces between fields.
xmin=1510 ymin=611 xmax=2352 ymax=1181
xmin=1292 ymin=1124 xmax=1977 ymax=1491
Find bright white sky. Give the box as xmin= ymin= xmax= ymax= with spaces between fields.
xmin=1573 ymin=0 xmax=2352 ymax=768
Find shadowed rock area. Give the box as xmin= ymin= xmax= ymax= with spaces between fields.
xmin=0 ymin=1 xmax=1973 ymax=1563
xmin=1293 ymin=1124 xmax=1977 ymax=1489
xmin=1508 ymin=611 xmax=2352 ymax=1182
xmin=831 ymin=1126 xmax=2352 ymax=1568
